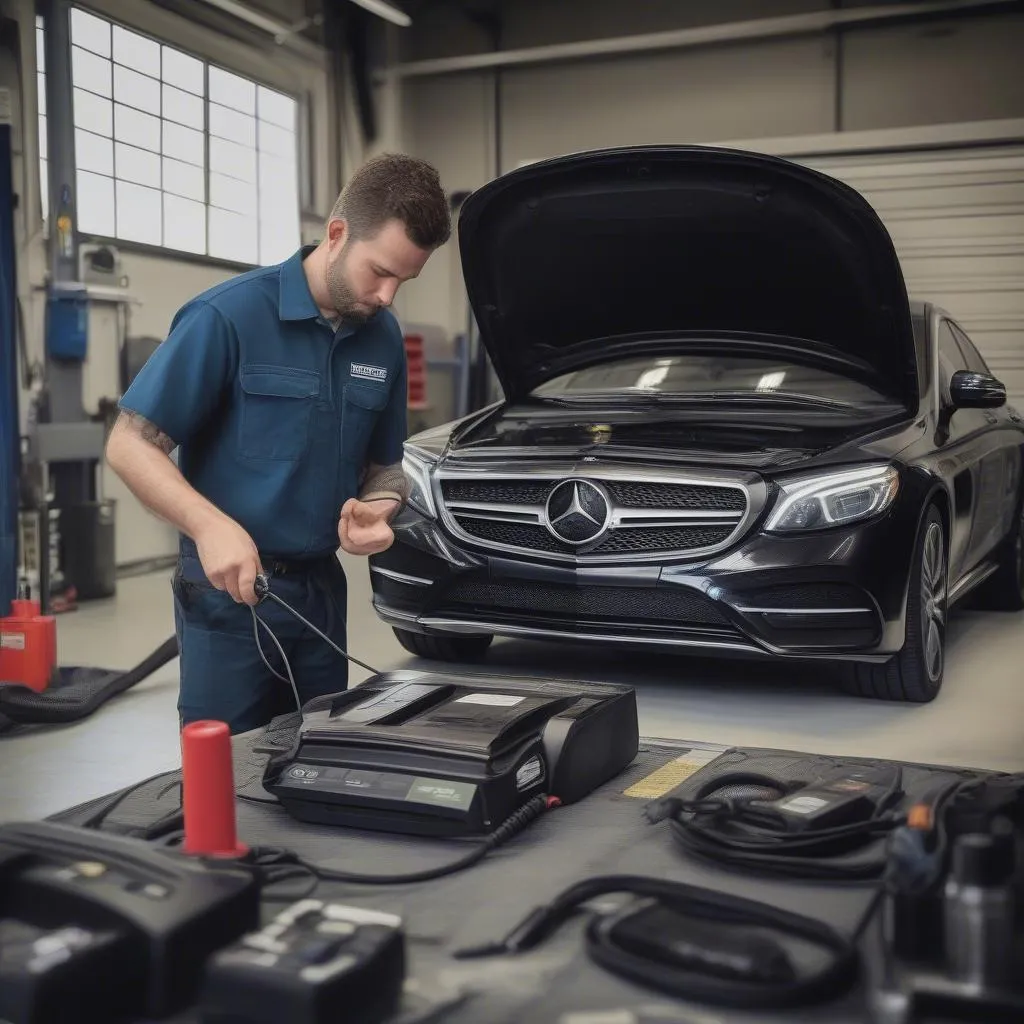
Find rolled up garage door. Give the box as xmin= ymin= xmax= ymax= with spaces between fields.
xmin=797 ymin=144 xmax=1024 ymax=406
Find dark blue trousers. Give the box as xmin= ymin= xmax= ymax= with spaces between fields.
xmin=172 ymin=543 xmax=349 ymax=734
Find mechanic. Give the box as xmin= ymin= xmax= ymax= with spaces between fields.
xmin=105 ymin=154 xmax=451 ymax=733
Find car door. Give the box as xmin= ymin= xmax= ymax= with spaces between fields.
xmin=950 ymin=321 xmax=1022 ymax=553
xmin=935 ymin=318 xmax=994 ymax=576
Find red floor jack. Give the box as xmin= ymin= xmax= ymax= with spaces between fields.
xmin=0 ymin=594 xmax=57 ymax=692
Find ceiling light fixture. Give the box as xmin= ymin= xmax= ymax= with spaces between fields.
xmin=348 ymin=0 xmax=412 ymax=27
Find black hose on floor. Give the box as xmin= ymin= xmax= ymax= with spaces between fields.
xmin=0 ymin=636 xmax=179 ymax=726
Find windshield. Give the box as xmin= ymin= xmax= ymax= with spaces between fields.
xmin=532 ymin=355 xmax=895 ymax=408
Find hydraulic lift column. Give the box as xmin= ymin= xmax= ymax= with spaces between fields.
xmin=30 ymin=0 xmax=111 ymax=607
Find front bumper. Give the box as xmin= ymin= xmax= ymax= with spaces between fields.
xmin=369 ymin=501 xmax=920 ymax=664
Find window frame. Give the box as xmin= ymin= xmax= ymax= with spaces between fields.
xmin=37 ymin=4 xmax=307 ymax=269
xmin=950 ymin=321 xmax=992 ymax=377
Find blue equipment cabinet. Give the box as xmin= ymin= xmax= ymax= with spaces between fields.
xmin=45 ymin=286 xmax=89 ymax=361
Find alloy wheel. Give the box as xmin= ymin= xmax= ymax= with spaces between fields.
xmin=920 ymin=520 xmax=947 ymax=683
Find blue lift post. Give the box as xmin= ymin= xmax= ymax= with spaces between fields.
xmin=0 ymin=121 xmax=19 ymax=618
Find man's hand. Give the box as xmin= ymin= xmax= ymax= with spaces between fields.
xmin=338 ymin=498 xmax=396 ymax=556
xmin=195 ymin=517 xmax=264 ymax=605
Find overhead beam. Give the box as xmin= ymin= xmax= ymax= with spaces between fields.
xmin=381 ymin=0 xmax=1019 ymax=79
xmin=191 ymin=0 xmax=325 ymax=60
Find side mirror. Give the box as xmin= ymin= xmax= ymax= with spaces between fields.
xmin=949 ymin=371 xmax=1006 ymax=410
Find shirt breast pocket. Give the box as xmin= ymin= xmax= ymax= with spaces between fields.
xmin=342 ymin=382 xmax=389 ymax=463
xmin=239 ymin=365 xmax=321 ymax=461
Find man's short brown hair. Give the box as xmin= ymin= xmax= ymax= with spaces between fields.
xmin=330 ymin=153 xmax=451 ymax=250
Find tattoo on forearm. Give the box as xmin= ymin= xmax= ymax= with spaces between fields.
xmin=121 ymin=410 xmax=176 ymax=455
xmin=358 ymin=462 xmax=410 ymax=504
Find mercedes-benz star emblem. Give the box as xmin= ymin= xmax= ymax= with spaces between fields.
xmin=544 ymin=480 xmax=611 ymax=545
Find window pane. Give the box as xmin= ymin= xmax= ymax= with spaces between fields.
xmin=72 ymin=45 xmax=112 ymax=98
xmin=209 ymin=102 xmax=255 ymax=147
xmin=257 ymin=120 xmax=295 ymax=160
xmin=209 ymin=205 xmax=257 ymax=264
xmin=257 ymin=86 xmax=296 ymax=131
xmin=162 ymin=120 xmax=203 ymax=166
xmin=209 ymin=66 xmax=255 ymax=115
xmin=40 ymin=156 xmax=48 ymax=218
xmin=259 ymin=152 xmax=299 ymax=265
xmin=162 ymin=157 xmax=204 ymax=202
xmin=73 ymin=89 xmax=113 ymax=136
xmin=37 ymin=72 xmax=46 ymax=116
xmin=114 ymin=104 xmax=160 ymax=152
xmin=36 ymin=26 xmax=45 ymax=72
xmin=210 ymin=136 xmax=256 ymax=182
xmin=114 ymin=64 xmax=160 ymax=115
xmin=76 ymin=170 xmax=115 ymax=236
xmin=116 ymin=142 xmax=161 ymax=188
xmin=163 ymin=194 xmax=206 ymax=254
xmin=112 ymin=26 xmax=159 ymax=76
xmin=38 ymin=113 xmax=47 ymax=159
xmin=161 ymin=45 xmax=203 ymax=95
xmin=210 ymin=171 xmax=256 ymax=216
xmin=162 ymin=84 xmax=203 ymax=129
xmin=76 ymin=129 xmax=113 ymax=176
xmin=70 ymin=8 xmax=110 ymax=59
xmin=259 ymin=203 xmax=299 ymax=265
xmin=115 ymin=180 xmax=161 ymax=245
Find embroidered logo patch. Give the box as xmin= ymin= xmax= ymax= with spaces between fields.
xmin=351 ymin=363 xmax=388 ymax=383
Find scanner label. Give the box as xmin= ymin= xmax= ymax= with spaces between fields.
xmin=406 ymin=778 xmax=476 ymax=810
xmin=455 ymin=693 xmax=524 ymax=707
xmin=778 ymin=795 xmax=828 ymax=815
xmin=516 ymin=755 xmax=544 ymax=791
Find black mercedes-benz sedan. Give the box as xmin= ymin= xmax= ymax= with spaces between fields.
xmin=369 ymin=146 xmax=1024 ymax=702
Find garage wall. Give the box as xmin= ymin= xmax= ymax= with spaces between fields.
xmin=4 ymin=0 xmax=336 ymax=565
xmin=799 ymin=144 xmax=1024 ymax=405
xmin=386 ymin=1 xmax=1024 ymax=339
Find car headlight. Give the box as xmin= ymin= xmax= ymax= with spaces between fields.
xmin=765 ymin=465 xmax=900 ymax=533
xmin=403 ymin=447 xmax=437 ymax=518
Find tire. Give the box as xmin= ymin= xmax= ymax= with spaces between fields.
xmin=974 ymin=502 xmax=1024 ymax=612
xmin=841 ymin=504 xmax=947 ymax=703
xmin=393 ymin=628 xmax=493 ymax=663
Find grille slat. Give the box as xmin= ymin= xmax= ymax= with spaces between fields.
xmin=606 ymin=482 xmax=746 ymax=511
xmin=441 ymin=481 xmax=550 ymax=505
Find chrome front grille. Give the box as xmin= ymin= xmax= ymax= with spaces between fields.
xmin=435 ymin=463 xmax=763 ymax=564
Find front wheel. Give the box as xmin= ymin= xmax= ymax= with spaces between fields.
xmin=842 ymin=504 xmax=947 ymax=702
xmin=393 ymin=628 xmax=493 ymax=663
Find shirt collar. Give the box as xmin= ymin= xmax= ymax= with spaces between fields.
xmin=278 ymin=245 xmax=321 ymax=322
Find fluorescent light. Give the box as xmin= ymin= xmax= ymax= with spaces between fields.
xmin=349 ymin=0 xmax=411 ymax=27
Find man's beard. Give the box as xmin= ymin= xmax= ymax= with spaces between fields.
xmin=326 ymin=251 xmax=378 ymax=326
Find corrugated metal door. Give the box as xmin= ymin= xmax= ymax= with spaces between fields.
xmin=796 ymin=144 xmax=1024 ymax=404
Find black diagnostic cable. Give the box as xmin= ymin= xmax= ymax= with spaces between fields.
xmin=455 ymin=873 xmax=867 ymax=1010
xmin=250 ymin=572 xmax=380 ymax=716
xmin=172 ymin=793 xmax=557 ymax=900
xmin=645 ymin=768 xmax=906 ymax=882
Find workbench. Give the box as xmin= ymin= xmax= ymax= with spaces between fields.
xmin=46 ymin=719 xmax=990 ymax=1024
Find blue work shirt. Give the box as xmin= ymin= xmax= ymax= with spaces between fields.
xmin=119 ymin=245 xmax=408 ymax=558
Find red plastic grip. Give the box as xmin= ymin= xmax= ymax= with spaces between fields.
xmin=181 ymin=720 xmax=248 ymax=858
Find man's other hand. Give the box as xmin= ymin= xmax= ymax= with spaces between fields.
xmin=338 ymin=498 xmax=395 ymax=556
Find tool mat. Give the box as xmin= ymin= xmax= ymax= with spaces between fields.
xmin=48 ymin=724 xmax=1000 ymax=1024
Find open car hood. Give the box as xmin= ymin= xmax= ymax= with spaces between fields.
xmin=457 ymin=146 xmax=918 ymax=406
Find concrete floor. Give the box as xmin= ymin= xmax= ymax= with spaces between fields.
xmin=1 ymin=554 xmax=1022 ymax=823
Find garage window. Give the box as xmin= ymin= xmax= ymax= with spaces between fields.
xmin=36 ymin=8 xmax=301 ymax=267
